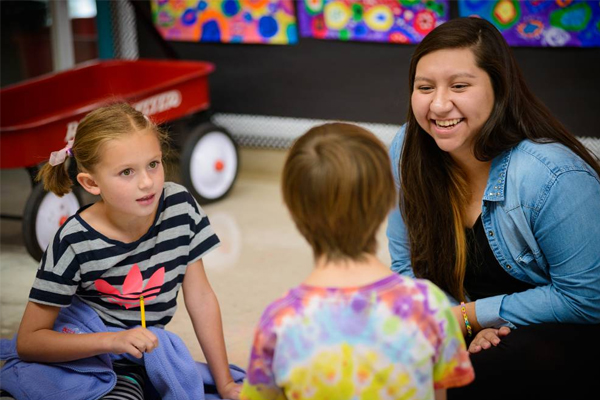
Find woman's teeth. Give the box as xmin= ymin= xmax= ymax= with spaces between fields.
xmin=435 ymin=118 xmax=462 ymax=127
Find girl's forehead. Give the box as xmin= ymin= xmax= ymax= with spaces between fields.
xmin=414 ymin=48 xmax=485 ymax=80
xmin=98 ymin=130 xmax=161 ymax=159
xmin=105 ymin=129 xmax=159 ymax=147
xmin=419 ymin=48 xmax=476 ymax=67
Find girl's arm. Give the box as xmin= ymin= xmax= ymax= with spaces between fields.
xmin=16 ymin=301 xmax=158 ymax=363
xmin=386 ymin=125 xmax=417 ymax=278
xmin=435 ymin=389 xmax=447 ymax=400
xmin=451 ymin=302 xmax=512 ymax=353
xmin=451 ymin=301 xmax=482 ymax=337
xmin=502 ymin=170 xmax=600 ymax=325
xmin=473 ymin=170 xmax=600 ymax=329
xmin=387 ymin=205 xmax=416 ymax=277
xmin=183 ymin=259 xmax=241 ymax=400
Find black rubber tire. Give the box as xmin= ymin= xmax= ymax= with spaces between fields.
xmin=179 ymin=123 xmax=240 ymax=204
xmin=22 ymin=183 xmax=84 ymax=261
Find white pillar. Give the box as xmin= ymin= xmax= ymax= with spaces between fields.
xmin=111 ymin=0 xmax=139 ymax=60
xmin=50 ymin=0 xmax=75 ymax=71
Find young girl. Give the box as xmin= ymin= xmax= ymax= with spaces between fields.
xmin=240 ymin=123 xmax=474 ymax=400
xmin=4 ymin=103 xmax=242 ymax=399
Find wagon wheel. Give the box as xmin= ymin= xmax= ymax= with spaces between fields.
xmin=179 ymin=123 xmax=239 ymax=204
xmin=22 ymin=183 xmax=84 ymax=261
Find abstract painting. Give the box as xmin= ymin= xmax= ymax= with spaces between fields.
xmin=151 ymin=0 xmax=298 ymax=44
xmin=458 ymin=0 xmax=600 ymax=47
xmin=297 ymin=0 xmax=450 ymax=44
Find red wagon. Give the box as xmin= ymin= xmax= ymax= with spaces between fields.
xmin=0 ymin=59 xmax=239 ymax=261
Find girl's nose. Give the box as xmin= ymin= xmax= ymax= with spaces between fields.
xmin=430 ymin=90 xmax=453 ymax=114
xmin=139 ymin=171 xmax=153 ymax=189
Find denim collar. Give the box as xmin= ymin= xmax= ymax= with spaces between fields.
xmin=484 ymin=148 xmax=512 ymax=202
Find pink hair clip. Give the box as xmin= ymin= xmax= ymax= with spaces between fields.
xmin=49 ymin=139 xmax=75 ymax=166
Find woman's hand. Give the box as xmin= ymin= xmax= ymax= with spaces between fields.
xmin=218 ymin=381 xmax=242 ymax=400
xmin=468 ymin=326 xmax=511 ymax=353
xmin=106 ymin=327 xmax=159 ymax=358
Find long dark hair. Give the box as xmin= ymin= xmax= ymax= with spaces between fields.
xmin=400 ymin=17 xmax=600 ymax=302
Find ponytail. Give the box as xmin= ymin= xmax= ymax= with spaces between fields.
xmin=35 ymin=161 xmax=74 ymax=196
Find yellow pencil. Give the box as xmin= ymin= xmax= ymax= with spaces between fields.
xmin=140 ymin=295 xmax=146 ymax=328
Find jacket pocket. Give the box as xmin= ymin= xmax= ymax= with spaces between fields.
xmin=516 ymin=248 xmax=535 ymax=266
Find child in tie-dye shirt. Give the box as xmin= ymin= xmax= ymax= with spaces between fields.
xmin=240 ymin=123 xmax=474 ymax=400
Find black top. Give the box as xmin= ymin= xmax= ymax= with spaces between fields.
xmin=464 ymin=215 xmax=534 ymax=300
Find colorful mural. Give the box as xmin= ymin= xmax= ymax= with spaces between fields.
xmin=150 ymin=0 xmax=298 ymax=44
xmin=297 ymin=0 xmax=450 ymax=44
xmin=458 ymin=0 xmax=600 ymax=47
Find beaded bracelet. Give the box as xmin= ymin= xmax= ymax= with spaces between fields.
xmin=460 ymin=302 xmax=473 ymax=338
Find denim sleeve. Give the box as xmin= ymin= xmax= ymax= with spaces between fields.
xmin=474 ymin=295 xmax=510 ymax=329
xmin=386 ymin=125 xmax=416 ymax=279
xmin=498 ymin=169 xmax=600 ymax=326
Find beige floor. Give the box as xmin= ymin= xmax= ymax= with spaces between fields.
xmin=0 ymin=148 xmax=391 ymax=369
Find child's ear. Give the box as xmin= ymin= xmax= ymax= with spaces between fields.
xmin=77 ymin=172 xmax=101 ymax=196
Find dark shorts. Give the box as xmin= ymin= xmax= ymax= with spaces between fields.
xmin=448 ymin=323 xmax=600 ymax=400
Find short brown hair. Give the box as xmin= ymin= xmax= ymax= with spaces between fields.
xmin=37 ymin=102 xmax=170 ymax=196
xmin=282 ymin=122 xmax=396 ymax=261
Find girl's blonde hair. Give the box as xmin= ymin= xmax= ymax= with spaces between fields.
xmin=36 ymin=102 xmax=170 ymax=196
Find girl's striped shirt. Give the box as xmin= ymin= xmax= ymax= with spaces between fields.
xmin=29 ymin=182 xmax=220 ymax=328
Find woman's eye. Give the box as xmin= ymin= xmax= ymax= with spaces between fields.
xmin=453 ymin=84 xmax=468 ymax=90
xmin=121 ymin=169 xmax=132 ymax=176
xmin=417 ymin=86 xmax=433 ymax=91
xmin=149 ymin=161 xmax=160 ymax=169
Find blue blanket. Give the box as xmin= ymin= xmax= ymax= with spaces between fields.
xmin=0 ymin=297 xmax=245 ymax=400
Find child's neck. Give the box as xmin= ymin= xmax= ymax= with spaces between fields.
xmin=82 ymin=200 xmax=158 ymax=243
xmin=302 ymin=253 xmax=393 ymax=288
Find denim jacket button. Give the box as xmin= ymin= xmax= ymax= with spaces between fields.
xmin=506 ymin=264 xmax=512 ymax=270
xmin=488 ymin=230 xmax=494 ymax=237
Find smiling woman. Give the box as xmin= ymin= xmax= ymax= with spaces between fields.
xmin=411 ymin=48 xmax=494 ymax=162
xmin=386 ymin=17 xmax=600 ymax=399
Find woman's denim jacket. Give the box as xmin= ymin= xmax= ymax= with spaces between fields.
xmin=387 ymin=125 xmax=600 ymax=329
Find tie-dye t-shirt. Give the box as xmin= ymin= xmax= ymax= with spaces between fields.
xmin=241 ymin=274 xmax=474 ymax=400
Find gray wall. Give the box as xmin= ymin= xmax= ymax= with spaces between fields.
xmin=136 ymin=1 xmax=600 ymax=138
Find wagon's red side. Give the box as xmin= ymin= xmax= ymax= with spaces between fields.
xmin=0 ymin=59 xmax=214 ymax=169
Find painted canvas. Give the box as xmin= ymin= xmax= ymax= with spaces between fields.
xmin=151 ymin=0 xmax=298 ymax=44
xmin=297 ymin=0 xmax=450 ymax=44
xmin=458 ymin=0 xmax=600 ymax=47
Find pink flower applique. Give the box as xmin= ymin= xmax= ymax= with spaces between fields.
xmin=94 ymin=264 xmax=164 ymax=309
